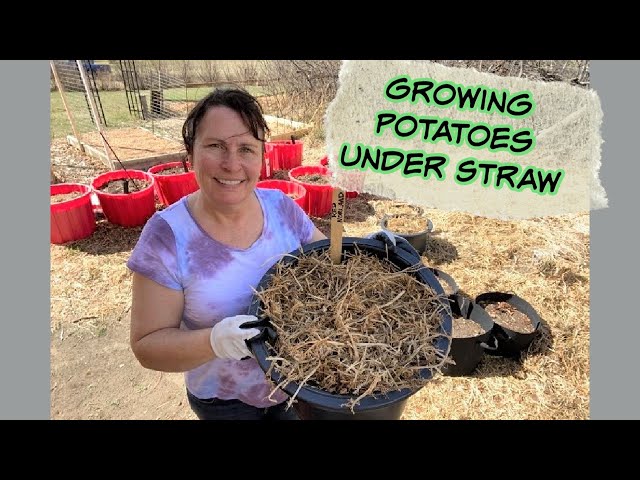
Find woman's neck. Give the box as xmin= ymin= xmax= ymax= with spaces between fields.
xmin=188 ymin=190 xmax=264 ymax=250
xmin=191 ymin=190 xmax=256 ymax=225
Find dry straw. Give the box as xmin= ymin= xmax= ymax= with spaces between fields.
xmin=254 ymin=245 xmax=452 ymax=411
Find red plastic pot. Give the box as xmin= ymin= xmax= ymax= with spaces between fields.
xmin=256 ymin=179 xmax=307 ymax=209
xmin=266 ymin=140 xmax=303 ymax=170
xmin=318 ymin=155 xmax=358 ymax=199
xmin=148 ymin=161 xmax=199 ymax=206
xmin=288 ymin=165 xmax=333 ymax=217
xmin=91 ymin=170 xmax=156 ymax=227
xmin=50 ymin=183 xmax=96 ymax=244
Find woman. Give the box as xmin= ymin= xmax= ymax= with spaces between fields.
xmin=127 ymin=87 xmax=326 ymax=420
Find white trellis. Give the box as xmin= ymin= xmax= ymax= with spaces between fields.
xmin=50 ymin=60 xmax=193 ymax=169
xmin=50 ymin=60 xmax=317 ymax=170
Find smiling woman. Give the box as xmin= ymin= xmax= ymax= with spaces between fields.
xmin=126 ymin=86 xmax=326 ymax=421
xmin=188 ymin=106 xmax=264 ymax=212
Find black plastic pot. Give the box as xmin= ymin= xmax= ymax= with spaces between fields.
xmin=380 ymin=214 xmax=433 ymax=255
xmin=428 ymin=268 xmax=459 ymax=297
xmin=475 ymin=292 xmax=541 ymax=358
xmin=246 ymin=237 xmax=452 ymax=420
xmin=441 ymin=294 xmax=495 ymax=377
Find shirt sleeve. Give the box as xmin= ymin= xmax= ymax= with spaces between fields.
xmin=285 ymin=193 xmax=316 ymax=244
xmin=126 ymin=213 xmax=182 ymax=290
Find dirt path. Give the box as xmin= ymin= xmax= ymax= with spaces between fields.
xmin=50 ymin=314 xmax=196 ymax=420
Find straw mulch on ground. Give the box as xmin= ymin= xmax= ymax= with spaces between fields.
xmin=50 ymin=136 xmax=590 ymax=420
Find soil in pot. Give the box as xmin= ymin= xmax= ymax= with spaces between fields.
xmin=483 ymin=301 xmax=535 ymax=334
xmin=386 ymin=215 xmax=431 ymax=235
xmin=271 ymin=170 xmax=291 ymax=181
xmin=98 ymin=179 xmax=152 ymax=195
xmin=296 ymin=174 xmax=330 ymax=185
xmin=154 ymin=166 xmax=192 ymax=175
xmin=51 ymin=191 xmax=83 ymax=204
xmin=452 ymin=316 xmax=486 ymax=338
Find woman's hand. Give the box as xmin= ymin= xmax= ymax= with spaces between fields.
xmin=210 ymin=315 xmax=261 ymax=360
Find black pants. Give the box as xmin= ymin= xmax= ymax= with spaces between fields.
xmin=186 ymin=389 xmax=299 ymax=420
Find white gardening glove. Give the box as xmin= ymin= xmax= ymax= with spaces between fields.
xmin=210 ymin=314 xmax=261 ymax=361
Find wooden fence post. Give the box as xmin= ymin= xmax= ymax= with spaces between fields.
xmin=76 ymin=60 xmax=114 ymax=170
xmin=50 ymin=61 xmax=85 ymax=153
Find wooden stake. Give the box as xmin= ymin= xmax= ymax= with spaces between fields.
xmin=50 ymin=61 xmax=85 ymax=152
xmin=329 ymin=187 xmax=345 ymax=264
xmin=76 ymin=60 xmax=114 ymax=171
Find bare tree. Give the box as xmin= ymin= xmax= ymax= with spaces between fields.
xmin=259 ymin=60 xmax=342 ymax=141
xmin=197 ymin=60 xmax=221 ymax=84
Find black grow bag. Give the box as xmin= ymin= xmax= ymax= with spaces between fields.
xmin=441 ymin=294 xmax=495 ymax=377
xmin=475 ymin=292 xmax=541 ymax=358
xmin=246 ymin=237 xmax=452 ymax=420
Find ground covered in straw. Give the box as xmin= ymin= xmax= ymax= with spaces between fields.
xmin=50 ymin=136 xmax=590 ymax=420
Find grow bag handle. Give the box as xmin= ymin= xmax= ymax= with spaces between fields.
xmin=240 ymin=318 xmax=277 ymax=348
xmin=480 ymin=336 xmax=498 ymax=351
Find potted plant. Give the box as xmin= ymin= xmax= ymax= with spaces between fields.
xmin=475 ymin=292 xmax=542 ymax=358
xmin=441 ymin=294 xmax=495 ymax=377
xmin=50 ymin=183 xmax=96 ymax=244
xmin=266 ymin=139 xmax=304 ymax=170
xmin=148 ymin=160 xmax=199 ymax=206
xmin=91 ymin=170 xmax=156 ymax=227
xmin=288 ymin=165 xmax=333 ymax=217
xmin=380 ymin=214 xmax=434 ymax=254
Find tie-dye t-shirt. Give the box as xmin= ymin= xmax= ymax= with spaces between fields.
xmin=127 ymin=188 xmax=316 ymax=407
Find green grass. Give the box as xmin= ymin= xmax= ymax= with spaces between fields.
xmin=50 ymin=85 xmax=267 ymax=140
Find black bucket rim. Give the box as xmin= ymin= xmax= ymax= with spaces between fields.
xmin=474 ymin=291 xmax=541 ymax=356
xmin=246 ymin=237 xmax=452 ymax=413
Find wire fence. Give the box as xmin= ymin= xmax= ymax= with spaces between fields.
xmin=51 ymin=60 xmax=590 ymax=167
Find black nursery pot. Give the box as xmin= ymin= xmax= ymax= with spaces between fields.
xmin=441 ymin=294 xmax=495 ymax=377
xmin=246 ymin=237 xmax=452 ymax=420
xmin=474 ymin=292 xmax=541 ymax=358
xmin=380 ymin=214 xmax=434 ymax=255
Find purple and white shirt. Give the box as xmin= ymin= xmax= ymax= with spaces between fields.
xmin=127 ymin=188 xmax=316 ymax=407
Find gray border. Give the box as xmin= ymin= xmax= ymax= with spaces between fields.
xmin=590 ymin=60 xmax=640 ymax=419
xmin=0 ymin=60 xmax=637 ymax=420
xmin=0 ymin=61 xmax=50 ymax=419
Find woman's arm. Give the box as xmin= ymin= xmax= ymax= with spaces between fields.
xmin=129 ymin=272 xmax=214 ymax=372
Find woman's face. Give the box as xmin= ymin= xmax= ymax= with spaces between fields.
xmin=190 ymin=105 xmax=264 ymax=208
